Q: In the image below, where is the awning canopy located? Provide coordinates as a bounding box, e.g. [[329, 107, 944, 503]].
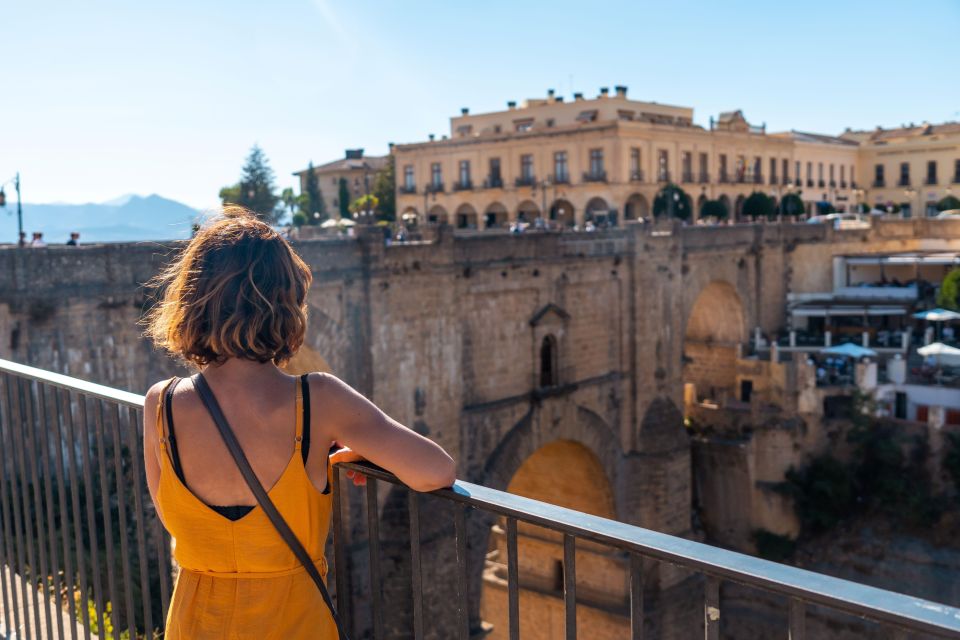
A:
[[913, 308, 960, 322], [790, 304, 908, 317], [843, 252, 960, 266], [917, 342, 960, 366]]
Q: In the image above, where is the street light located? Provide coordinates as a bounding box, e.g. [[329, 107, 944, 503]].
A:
[[0, 173, 24, 247]]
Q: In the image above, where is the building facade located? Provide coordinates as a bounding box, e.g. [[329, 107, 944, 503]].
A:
[[393, 87, 863, 229], [842, 122, 960, 217], [294, 149, 388, 217]]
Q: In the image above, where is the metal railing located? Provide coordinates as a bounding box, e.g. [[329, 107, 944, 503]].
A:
[[0, 358, 169, 640], [2, 359, 960, 639]]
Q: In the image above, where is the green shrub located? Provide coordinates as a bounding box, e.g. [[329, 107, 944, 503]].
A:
[[752, 529, 797, 562]]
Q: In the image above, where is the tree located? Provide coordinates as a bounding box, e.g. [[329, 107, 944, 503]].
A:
[[937, 195, 960, 211], [291, 212, 308, 228], [816, 201, 836, 216], [338, 178, 351, 218], [652, 183, 692, 220], [700, 199, 728, 220], [300, 162, 327, 224], [938, 268, 960, 310], [371, 156, 396, 222], [350, 194, 379, 215], [780, 193, 806, 217], [219, 145, 281, 223], [280, 188, 299, 221], [742, 191, 776, 219]]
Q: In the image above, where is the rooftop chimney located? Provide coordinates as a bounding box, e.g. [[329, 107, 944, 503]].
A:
[[461, 107, 469, 115], [599, 87, 609, 97], [573, 92, 584, 101], [388, 142, 395, 150], [345, 148, 364, 159], [554, 96, 564, 103], [614, 85, 627, 97], [507, 100, 517, 110], [428, 134, 435, 141], [547, 88, 555, 98]]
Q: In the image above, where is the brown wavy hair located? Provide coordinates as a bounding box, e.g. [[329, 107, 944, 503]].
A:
[[142, 206, 312, 367]]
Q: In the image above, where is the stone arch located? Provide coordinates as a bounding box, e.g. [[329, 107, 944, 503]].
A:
[[624, 193, 649, 221], [516, 200, 540, 222], [484, 202, 509, 229], [456, 203, 478, 229], [683, 280, 746, 403], [427, 204, 448, 224], [549, 199, 575, 227], [584, 197, 610, 225], [400, 206, 419, 225]]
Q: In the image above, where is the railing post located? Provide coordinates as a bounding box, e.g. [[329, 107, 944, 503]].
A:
[[629, 552, 644, 640], [506, 518, 520, 640], [331, 463, 353, 637], [788, 598, 805, 639], [365, 477, 384, 639], [563, 534, 577, 639], [408, 491, 424, 640], [454, 504, 470, 640], [704, 576, 720, 640]]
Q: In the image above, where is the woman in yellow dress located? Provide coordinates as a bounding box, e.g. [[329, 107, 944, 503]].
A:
[[141, 207, 456, 639]]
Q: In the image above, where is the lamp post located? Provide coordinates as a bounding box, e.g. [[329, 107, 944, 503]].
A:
[[0, 173, 24, 247]]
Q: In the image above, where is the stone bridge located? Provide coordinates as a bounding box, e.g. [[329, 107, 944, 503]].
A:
[[1, 217, 957, 637]]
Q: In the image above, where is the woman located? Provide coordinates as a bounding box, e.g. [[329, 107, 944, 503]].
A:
[[142, 207, 456, 639]]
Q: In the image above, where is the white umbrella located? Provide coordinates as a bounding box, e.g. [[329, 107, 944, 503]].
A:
[[917, 342, 960, 367], [320, 219, 340, 229], [338, 218, 356, 227], [913, 308, 960, 322]]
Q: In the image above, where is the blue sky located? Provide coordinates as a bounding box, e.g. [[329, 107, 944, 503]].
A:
[[3, 0, 959, 210]]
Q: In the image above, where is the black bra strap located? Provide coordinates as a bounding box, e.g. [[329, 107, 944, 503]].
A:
[[191, 372, 350, 640], [163, 377, 185, 485], [300, 374, 310, 464]]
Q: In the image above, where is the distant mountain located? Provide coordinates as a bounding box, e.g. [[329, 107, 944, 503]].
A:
[[2, 194, 200, 243]]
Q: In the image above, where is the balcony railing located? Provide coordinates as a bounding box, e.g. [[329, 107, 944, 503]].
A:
[[582, 170, 607, 183], [926, 176, 938, 185], [453, 180, 473, 192], [898, 178, 911, 187], [754, 174, 764, 184], [426, 182, 444, 194], [3, 359, 960, 639], [698, 172, 710, 184], [840, 181, 848, 189], [769, 175, 777, 186], [954, 174, 960, 184], [781, 175, 790, 186], [630, 170, 645, 183], [829, 180, 837, 188], [680, 171, 693, 183], [818, 179, 826, 187], [807, 179, 814, 187], [399, 184, 417, 194], [718, 172, 729, 184], [515, 175, 536, 187], [873, 179, 886, 188], [483, 176, 504, 189]]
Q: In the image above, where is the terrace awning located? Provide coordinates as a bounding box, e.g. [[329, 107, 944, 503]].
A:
[[790, 304, 908, 317]]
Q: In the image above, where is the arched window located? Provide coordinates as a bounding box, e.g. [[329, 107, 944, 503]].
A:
[[540, 335, 558, 387]]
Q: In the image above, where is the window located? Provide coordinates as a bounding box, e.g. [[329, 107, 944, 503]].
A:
[[589, 149, 605, 176], [489, 158, 502, 185], [753, 156, 762, 181], [458, 160, 471, 187], [403, 165, 414, 190], [514, 119, 534, 132], [850, 165, 856, 186], [818, 162, 824, 182], [617, 110, 635, 121], [719, 154, 728, 181], [900, 162, 910, 186], [576, 110, 598, 123], [840, 165, 845, 183], [795, 161, 801, 183], [658, 149, 669, 181], [546, 118, 555, 128], [769, 158, 777, 183], [682, 152, 692, 181], [806, 162, 813, 182], [540, 335, 558, 387], [630, 148, 641, 179], [829, 164, 835, 185], [875, 164, 885, 186], [927, 160, 937, 184], [782, 158, 789, 183], [554, 151, 568, 182], [955, 159, 960, 182], [699, 153, 708, 182], [521, 154, 534, 180], [431, 162, 442, 188]]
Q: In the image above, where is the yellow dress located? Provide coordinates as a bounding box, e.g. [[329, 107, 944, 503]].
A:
[[154, 379, 337, 639]]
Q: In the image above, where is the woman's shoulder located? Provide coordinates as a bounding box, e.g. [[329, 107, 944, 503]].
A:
[[304, 372, 364, 411]]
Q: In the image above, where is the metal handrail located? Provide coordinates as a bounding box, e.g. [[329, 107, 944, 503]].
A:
[[3, 359, 960, 638], [340, 460, 960, 639]]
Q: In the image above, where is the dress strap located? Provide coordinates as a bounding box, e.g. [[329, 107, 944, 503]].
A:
[[156, 377, 180, 452], [294, 375, 304, 450]]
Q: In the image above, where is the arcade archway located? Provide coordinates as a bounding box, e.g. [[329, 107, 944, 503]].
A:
[[683, 281, 746, 403]]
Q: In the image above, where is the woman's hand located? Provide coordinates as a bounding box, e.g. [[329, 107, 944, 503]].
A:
[[329, 444, 367, 486]]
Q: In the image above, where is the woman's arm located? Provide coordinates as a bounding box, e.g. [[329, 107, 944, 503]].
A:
[[142, 380, 169, 529], [312, 373, 456, 492]]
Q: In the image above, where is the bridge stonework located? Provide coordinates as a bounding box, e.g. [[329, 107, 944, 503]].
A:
[[1, 217, 958, 638]]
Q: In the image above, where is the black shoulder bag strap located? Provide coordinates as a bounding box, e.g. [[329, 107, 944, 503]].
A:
[[191, 373, 350, 640]]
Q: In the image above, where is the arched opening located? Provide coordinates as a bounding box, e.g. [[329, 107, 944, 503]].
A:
[[456, 203, 478, 229], [623, 193, 649, 221], [696, 194, 708, 220], [683, 281, 746, 405], [484, 202, 509, 229], [427, 205, 448, 225], [516, 200, 540, 223], [734, 194, 746, 221], [482, 441, 622, 636], [584, 197, 611, 227], [539, 335, 558, 387], [549, 199, 575, 227]]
